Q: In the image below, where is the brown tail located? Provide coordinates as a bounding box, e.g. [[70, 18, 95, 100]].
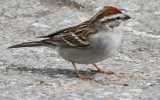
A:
[[8, 41, 56, 49]]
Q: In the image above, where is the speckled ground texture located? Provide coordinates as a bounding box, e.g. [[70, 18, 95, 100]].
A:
[[0, 0, 160, 100]]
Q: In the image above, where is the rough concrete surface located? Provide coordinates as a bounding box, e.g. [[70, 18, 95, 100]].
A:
[[0, 0, 160, 100]]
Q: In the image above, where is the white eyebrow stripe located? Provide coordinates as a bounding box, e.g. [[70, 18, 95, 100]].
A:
[[100, 13, 124, 22]]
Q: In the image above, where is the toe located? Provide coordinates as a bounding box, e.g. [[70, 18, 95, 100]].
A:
[[104, 71, 114, 75]]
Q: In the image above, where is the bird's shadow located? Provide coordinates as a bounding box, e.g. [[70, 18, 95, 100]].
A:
[[7, 66, 96, 78]]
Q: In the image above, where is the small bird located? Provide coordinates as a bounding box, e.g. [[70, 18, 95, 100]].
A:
[[8, 6, 130, 79]]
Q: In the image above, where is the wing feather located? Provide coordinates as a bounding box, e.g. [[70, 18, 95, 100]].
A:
[[37, 21, 98, 47]]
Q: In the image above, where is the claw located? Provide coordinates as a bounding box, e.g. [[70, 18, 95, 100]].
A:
[[88, 68, 114, 74]]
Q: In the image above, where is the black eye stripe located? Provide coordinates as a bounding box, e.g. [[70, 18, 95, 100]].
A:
[[116, 17, 120, 20]]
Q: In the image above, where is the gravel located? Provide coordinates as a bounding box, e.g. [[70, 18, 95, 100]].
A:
[[0, 0, 160, 100]]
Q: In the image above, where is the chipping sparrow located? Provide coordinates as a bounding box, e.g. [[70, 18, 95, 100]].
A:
[[8, 6, 130, 79]]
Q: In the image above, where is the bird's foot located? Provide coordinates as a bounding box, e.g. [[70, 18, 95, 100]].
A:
[[72, 74, 93, 80], [88, 68, 114, 75]]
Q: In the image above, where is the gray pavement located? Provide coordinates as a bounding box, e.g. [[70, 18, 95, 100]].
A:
[[0, 0, 160, 100]]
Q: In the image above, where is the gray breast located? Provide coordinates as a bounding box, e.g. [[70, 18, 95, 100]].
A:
[[57, 32, 120, 64]]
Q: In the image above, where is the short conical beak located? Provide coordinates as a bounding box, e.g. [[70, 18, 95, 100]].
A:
[[123, 15, 131, 21]]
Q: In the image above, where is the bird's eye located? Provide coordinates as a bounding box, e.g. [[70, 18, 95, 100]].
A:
[[116, 17, 120, 20]]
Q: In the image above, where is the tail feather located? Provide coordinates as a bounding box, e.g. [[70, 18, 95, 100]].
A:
[[8, 41, 55, 49]]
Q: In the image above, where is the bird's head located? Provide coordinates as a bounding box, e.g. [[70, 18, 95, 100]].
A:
[[90, 6, 130, 28]]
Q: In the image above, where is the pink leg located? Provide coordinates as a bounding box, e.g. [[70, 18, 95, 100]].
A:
[[88, 64, 114, 75], [72, 62, 93, 80]]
